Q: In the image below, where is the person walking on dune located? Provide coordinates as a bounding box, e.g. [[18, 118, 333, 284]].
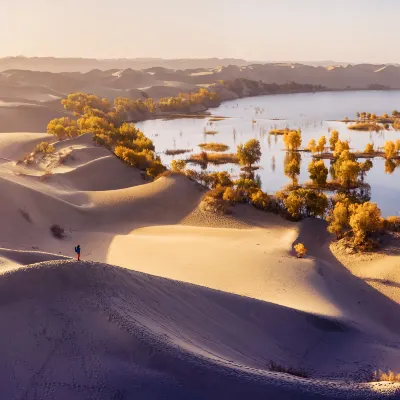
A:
[[75, 245, 81, 261]]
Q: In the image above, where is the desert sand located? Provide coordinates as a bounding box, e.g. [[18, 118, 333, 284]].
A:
[[0, 132, 399, 399]]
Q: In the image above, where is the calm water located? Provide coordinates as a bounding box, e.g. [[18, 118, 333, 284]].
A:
[[136, 91, 400, 216]]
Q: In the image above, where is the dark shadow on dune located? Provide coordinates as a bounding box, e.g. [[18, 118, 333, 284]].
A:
[[294, 218, 400, 337]]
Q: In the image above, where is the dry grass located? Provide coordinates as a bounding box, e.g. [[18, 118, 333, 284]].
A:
[[268, 362, 309, 379], [374, 370, 400, 382], [188, 152, 238, 165], [198, 143, 229, 152], [165, 149, 192, 156], [204, 130, 218, 135], [348, 123, 383, 131], [209, 116, 226, 122]]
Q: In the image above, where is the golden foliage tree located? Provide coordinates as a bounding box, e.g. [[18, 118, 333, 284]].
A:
[[329, 130, 339, 151], [316, 135, 327, 154], [348, 202, 383, 245], [171, 159, 186, 172], [364, 143, 374, 154], [333, 140, 350, 158], [308, 160, 328, 185], [327, 202, 350, 239], [384, 141, 396, 159], [283, 130, 302, 151], [336, 160, 360, 189], [237, 139, 262, 169], [47, 117, 79, 140], [308, 139, 317, 153], [284, 154, 300, 185]]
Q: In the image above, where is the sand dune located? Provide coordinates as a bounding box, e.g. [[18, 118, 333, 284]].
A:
[[0, 260, 398, 399], [1, 131, 400, 398]]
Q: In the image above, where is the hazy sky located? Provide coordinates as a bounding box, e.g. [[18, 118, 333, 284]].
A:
[[1, 0, 399, 63]]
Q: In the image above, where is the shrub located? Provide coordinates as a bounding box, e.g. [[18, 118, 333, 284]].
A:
[[34, 141, 55, 154], [223, 187, 243, 204], [201, 187, 230, 214], [171, 159, 186, 172], [50, 224, 65, 239], [208, 171, 233, 188], [251, 190, 270, 210], [294, 243, 307, 258]]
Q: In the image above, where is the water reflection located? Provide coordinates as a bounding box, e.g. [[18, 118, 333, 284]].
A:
[[137, 91, 400, 216]]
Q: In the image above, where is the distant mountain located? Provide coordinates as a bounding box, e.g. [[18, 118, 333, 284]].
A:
[[0, 57, 250, 73]]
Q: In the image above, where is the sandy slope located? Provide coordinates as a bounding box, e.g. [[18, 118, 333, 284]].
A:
[[0, 132, 400, 398], [0, 260, 398, 400]]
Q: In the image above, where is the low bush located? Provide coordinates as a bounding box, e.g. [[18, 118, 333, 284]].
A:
[[201, 187, 230, 214], [294, 243, 307, 258], [34, 141, 55, 154], [50, 224, 65, 239]]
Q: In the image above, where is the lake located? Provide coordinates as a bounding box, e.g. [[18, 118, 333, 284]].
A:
[[136, 91, 400, 217]]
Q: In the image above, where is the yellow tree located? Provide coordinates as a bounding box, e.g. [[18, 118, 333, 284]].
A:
[[333, 140, 350, 158], [336, 160, 360, 189], [384, 141, 396, 159], [316, 136, 327, 154], [327, 202, 349, 239], [329, 130, 339, 151], [308, 139, 317, 153], [283, 130, 302, 151], [364, 143, 374, 154], [47, 117, 79, 140], [171, 159, 186, 172], [308, 160, 328, 185], [237, 139, 262, 169], [284, 157, 300, 185], [349, 202, 383, 245]]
